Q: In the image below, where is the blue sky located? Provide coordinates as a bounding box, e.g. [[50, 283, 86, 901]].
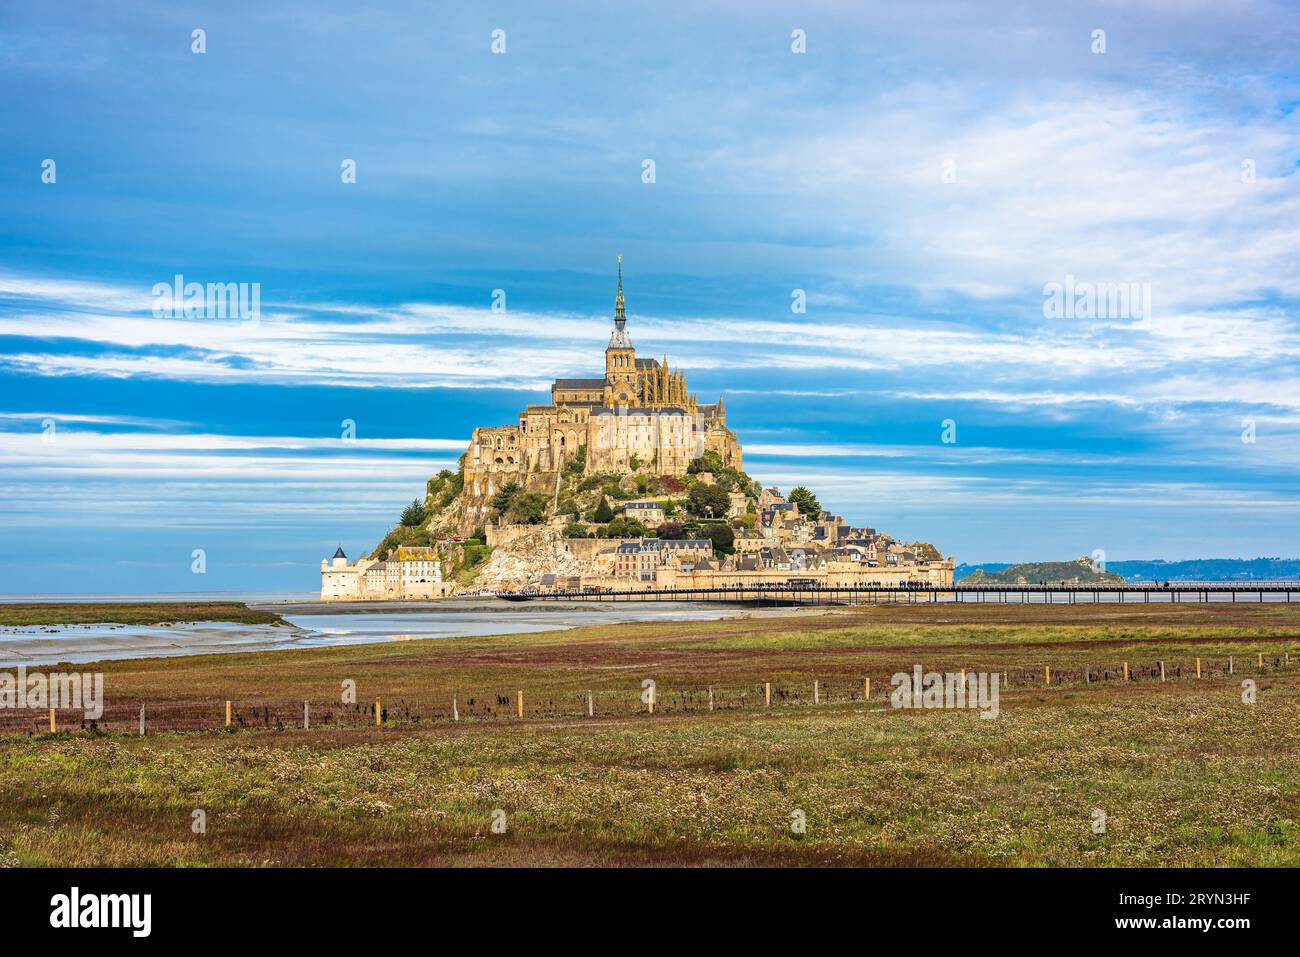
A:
[[2, 0, 1298, 593]]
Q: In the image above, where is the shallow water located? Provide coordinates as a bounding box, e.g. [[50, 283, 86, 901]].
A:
[[0, 605, 740, 667], [284, 606, 739, 644]]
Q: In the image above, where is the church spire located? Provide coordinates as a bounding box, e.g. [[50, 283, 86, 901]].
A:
[[614, 254, 626, 329], [607, 255, 633, 350]]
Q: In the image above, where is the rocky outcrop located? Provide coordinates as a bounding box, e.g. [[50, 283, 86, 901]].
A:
[[472, 525, 584, 590]]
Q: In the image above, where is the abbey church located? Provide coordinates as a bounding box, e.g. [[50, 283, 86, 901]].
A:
[[463, 258, 743, 502], [323, 258, 956, 598]]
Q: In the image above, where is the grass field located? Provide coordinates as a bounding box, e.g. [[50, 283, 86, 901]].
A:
[[1, 602, 1298, 866], [0, 602, 287, 627]]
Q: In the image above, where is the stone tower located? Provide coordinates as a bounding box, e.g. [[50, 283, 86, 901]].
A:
[[604, 255, 638, 407]]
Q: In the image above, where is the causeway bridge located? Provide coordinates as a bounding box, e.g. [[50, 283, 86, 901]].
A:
[[500, 582, 1300, 605]]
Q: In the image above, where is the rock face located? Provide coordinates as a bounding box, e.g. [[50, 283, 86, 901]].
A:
[[472, 525, 583, 590]]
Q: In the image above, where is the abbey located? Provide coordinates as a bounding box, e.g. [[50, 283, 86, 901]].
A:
[[463, 258, 741, 502], [321, 260, 956, 600]]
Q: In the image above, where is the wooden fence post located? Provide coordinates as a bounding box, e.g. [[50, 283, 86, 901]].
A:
[[1228, 655, 1234, 675], [1159, 661, 1166, 682], [1045, 666, 1051, 687], [648, 683, 655, 715], [864, 677, 870, 700], [587, 691, 593, 718], [138, 704, 145, 736], [1258, 653, 1264, 670], [225, 700, 231, 727], [374, 699, 381, 726], [765, 682, 771, 707], [49, 708, 55, 733], [453, 695, 460, 722], [1196, 657, 1201, 679], [1123, 661, 1129, 681], [303, 700, 309, 730], [517, 690, 523, 719], [708, 687, 714, 712], [813, 680, 819, 705]]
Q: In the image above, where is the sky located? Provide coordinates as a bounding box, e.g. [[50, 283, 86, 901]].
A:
[[1, 0, 1298, 594]]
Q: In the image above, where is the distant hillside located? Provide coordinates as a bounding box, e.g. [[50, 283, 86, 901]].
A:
[[957, 557, 1300, 583], [961, 557, 1124, 585]]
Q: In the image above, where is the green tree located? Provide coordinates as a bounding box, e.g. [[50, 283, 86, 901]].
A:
[[687, 449, 724, 475], [592, 496, 614, 523], [563, 522, 591, 538], [656, 520, 685, 540], [700, 522, 735, 557], [564, 443, 588, 478], [605, 515, 649, 539], [788, 486, 821, 518], [490, 481, 521, 513], [506, 491, 549, 525], [399, 499, 427, 527], [686, 483, 730, 518]]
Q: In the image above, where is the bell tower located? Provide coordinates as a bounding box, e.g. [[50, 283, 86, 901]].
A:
[[604, 254, 638, 406]]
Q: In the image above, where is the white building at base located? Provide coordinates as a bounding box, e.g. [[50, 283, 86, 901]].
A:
[[320, 545, 452, 601]]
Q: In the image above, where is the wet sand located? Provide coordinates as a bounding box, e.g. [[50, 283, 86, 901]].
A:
[[0, 600, 830, 668], [250, 597, 756, 616], [0, 621, 314, 667]]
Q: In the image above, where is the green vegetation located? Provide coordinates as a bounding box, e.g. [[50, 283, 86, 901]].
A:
[[0, 602, 285, 628], [399, 499, 427, 527], [1, 602, 1297, 866], [686, 449, 757, 502], [965, 557, 1126, 585], [679, 519, 734, 556], [591, 496, 614, 523], [505, 491, 549, 525], [604, 515, 649, 538], [370, 524, 436, 558], [656, 520, 685, 540], [787, 486, 820, 518], [425, 466, 464, 513], [444, 539, 492, 584], [686, 483, 730, 518], [563, 443, 587, 478], [489, 482, 521, 513]]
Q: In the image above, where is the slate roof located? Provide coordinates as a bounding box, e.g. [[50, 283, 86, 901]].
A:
[[552, 378, 605, 390], [590, 407, 689, 416]]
